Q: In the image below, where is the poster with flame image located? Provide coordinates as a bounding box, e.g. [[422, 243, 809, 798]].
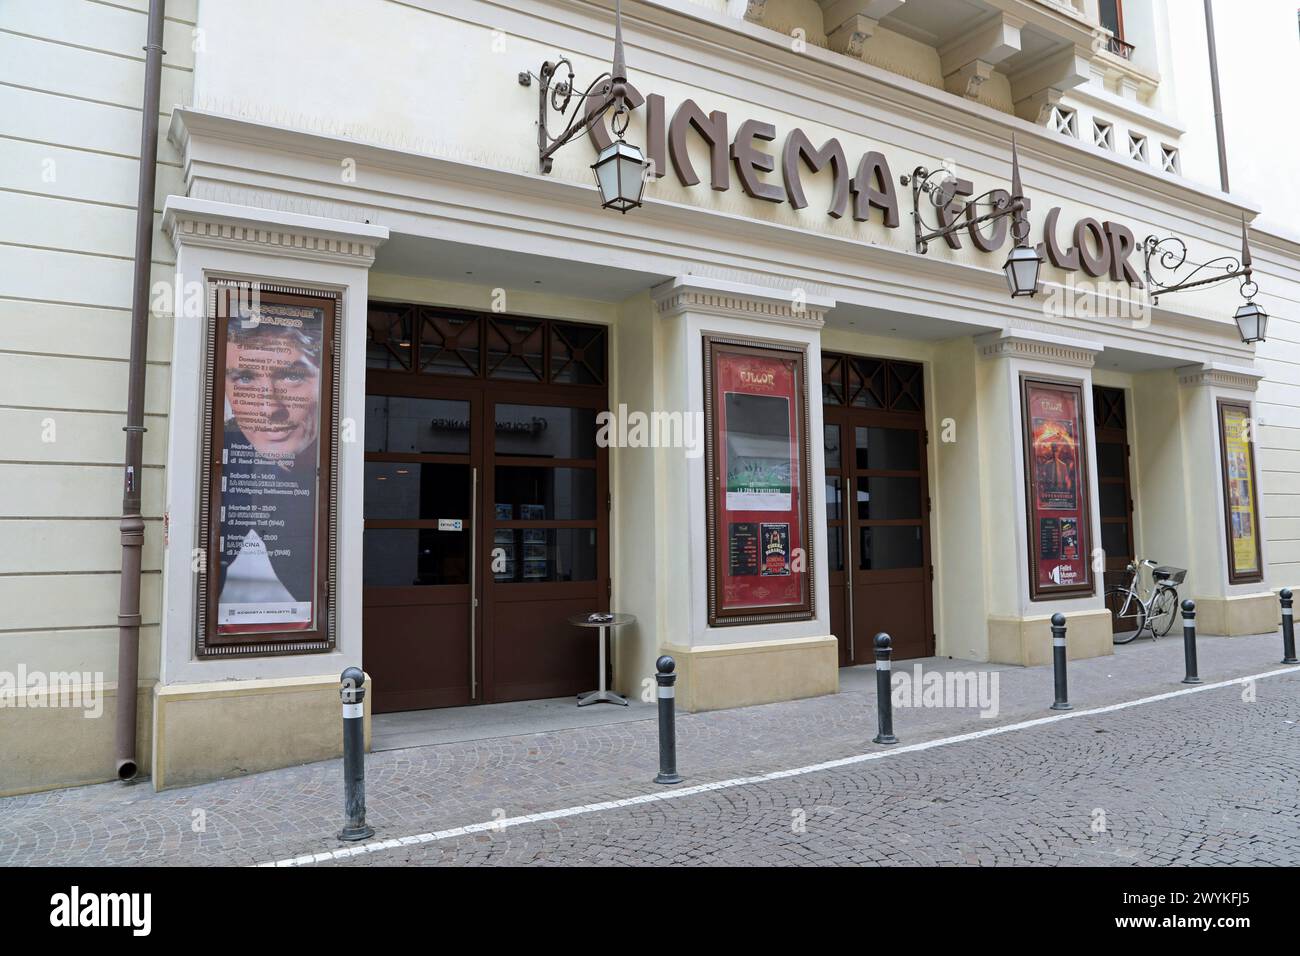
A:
[[1031, 416, 1079, 512], [1024, 381, 1092, 595]]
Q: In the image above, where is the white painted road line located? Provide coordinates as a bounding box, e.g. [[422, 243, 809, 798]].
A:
[[258, 665, 1300, 867]]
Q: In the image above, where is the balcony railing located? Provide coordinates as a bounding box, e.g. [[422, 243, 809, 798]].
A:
[[1104, 33, 1134, 60]]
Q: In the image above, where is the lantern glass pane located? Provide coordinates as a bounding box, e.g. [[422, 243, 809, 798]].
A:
[[1003, 247, 1040, 297], [1234, 303, 1267, 343]]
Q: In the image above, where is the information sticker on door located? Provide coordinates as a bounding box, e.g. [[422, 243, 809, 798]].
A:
[[437, 518, 463, 532]]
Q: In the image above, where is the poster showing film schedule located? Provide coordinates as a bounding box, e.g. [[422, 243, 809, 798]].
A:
[[706, 338, 812, 624]]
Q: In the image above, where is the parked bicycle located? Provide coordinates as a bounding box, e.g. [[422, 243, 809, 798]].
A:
[[1107, 559, 1186, 644]]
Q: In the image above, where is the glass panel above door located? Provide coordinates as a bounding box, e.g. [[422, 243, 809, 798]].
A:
[[366, 304, 415, 370], [486, 317, 545, 381], [420, 311, 480, 377]]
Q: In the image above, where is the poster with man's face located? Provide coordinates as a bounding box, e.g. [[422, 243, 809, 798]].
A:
[[216, 301, 326, 633]]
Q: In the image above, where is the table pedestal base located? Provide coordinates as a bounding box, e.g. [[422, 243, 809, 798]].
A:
[[577, 689, 628, 707]]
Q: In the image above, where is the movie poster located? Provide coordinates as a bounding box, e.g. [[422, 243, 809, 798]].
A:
[[707, 339, 811, 623], [1023, 380, 1093, 597], [1219, 401, 1261, 581], [215, 299, 327, 634]]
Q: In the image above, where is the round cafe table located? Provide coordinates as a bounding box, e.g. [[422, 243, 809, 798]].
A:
[[568, 612, 636, 707]]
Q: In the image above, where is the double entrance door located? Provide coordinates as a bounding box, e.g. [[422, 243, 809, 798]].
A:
[[1093, 385, 1137, 632], [362, 326, 608, 713], [822, 354, 933, 664]]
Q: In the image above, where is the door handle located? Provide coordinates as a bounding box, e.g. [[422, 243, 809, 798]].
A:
[[470, 466, 478, 700], [842, 476, 852, 660]]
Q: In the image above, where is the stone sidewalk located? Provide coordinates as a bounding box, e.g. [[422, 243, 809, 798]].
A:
[[1, 630, 1294, 866]]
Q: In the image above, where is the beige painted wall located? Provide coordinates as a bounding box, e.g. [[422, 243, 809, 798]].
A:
[[0, 0, 195, 790]]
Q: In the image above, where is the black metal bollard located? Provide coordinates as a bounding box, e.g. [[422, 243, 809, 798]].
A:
[[1180, 600, 1202, 685], [872, 633, 898, 745], [654, 656, 682, 785], [1281, 589, 1298, 665], [338, 667, 375, 841], [1050, 612, 1072, 711]]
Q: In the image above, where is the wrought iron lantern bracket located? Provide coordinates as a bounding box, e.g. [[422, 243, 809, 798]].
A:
[[521, 60, 622, 175], [899, 135, 1032, 256], [518, 0, 636, 177], [900, 167, 1028, 254], [1142, 217, 1259, 306]]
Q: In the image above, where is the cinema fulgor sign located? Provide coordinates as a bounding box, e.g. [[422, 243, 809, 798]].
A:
[[588, 89, 1147, 287]]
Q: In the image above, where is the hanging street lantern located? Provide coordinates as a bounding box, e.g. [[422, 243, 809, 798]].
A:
[[1003, 243, 1044, 298], [1232, 299, 1269, 344], [592, 139, 648, 213], [1143, 217, 1272, 344], [520, 0, 648, 212]]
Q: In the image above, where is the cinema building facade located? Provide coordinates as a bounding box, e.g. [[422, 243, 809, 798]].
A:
[[4, 0, 1299, 793]]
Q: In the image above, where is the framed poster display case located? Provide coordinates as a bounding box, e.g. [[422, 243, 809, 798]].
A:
[[703, 336, 814, 626], [196, 280, 341, 658], [1021, 377, 1095, 600], [1216, 399, 1264, 585]]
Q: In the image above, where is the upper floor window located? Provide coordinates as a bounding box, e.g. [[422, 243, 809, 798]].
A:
[[1100, 0, 1134, 58]]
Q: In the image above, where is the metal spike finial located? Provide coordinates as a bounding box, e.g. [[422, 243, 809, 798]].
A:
[[612, 0, 627, 83], [1010, 133, 1023, 200], [1240, 215, 1252, 272]]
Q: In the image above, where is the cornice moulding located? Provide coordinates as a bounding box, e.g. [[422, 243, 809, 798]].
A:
[[975, 327, 1103, 366], [652, 275, 830, 328], [1176, 362, 1263, 392], [162, 196, 388, 266]]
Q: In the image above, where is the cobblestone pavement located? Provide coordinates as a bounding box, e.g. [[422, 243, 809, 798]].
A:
[[325, 674, 1300, 866], [2, 632, 1297, 866]]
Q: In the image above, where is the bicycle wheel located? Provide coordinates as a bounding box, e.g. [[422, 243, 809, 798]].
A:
[[1106, 587, 1144, 644], [1148, 587, 1178, 637]]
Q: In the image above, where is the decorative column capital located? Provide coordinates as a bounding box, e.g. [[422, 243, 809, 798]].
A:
[[976, 328, 1102, 368], [1177, 361, 1263, 393], [651, 276, 834, 329], [162, 197, 388, 267]]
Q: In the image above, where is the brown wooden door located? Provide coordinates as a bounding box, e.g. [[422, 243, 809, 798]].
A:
[[822, 354, 933, 664], [362, 381, 482, 711], [1093, 386, 1136, 633], [847, 414, 933, 661], [362, 305, 610, 712], [823, 411, 852, 665], [481, 392, 608, 703]]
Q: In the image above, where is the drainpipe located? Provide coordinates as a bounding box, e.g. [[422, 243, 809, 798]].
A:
[[1203, 0, 1230, 193], [115, 0, 166, 782]]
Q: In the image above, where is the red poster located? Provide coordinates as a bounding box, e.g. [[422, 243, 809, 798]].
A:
[[1023, 380, 1093, 598], [707, 340, 811, 623]]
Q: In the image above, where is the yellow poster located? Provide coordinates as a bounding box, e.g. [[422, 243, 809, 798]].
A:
[[1220, 404, 1259, 577]]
